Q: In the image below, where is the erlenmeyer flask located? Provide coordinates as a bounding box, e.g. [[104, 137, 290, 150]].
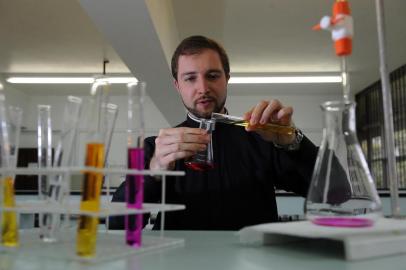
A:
[[305, 100, 382, 227]]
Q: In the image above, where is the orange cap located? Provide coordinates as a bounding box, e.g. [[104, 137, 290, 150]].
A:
[[335, 38, 352, 56], [333, 0, 351, 17], [333, 0, 352, 56]]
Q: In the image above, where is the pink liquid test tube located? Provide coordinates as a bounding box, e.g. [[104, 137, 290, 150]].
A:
[[125, 81, 146, 247], [125, 147, 144, 246]]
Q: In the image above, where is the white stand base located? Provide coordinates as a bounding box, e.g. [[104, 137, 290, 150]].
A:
[[239, 218, 406, 261], [1, 229, 184, 263]]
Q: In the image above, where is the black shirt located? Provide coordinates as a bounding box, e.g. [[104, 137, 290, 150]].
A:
[[110, 114, 318, 230]]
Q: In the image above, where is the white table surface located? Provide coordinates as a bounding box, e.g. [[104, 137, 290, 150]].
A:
[[2, 230, 406, 270]]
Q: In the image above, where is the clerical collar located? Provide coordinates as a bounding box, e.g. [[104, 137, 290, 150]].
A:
[[187, 108, 228, 124]]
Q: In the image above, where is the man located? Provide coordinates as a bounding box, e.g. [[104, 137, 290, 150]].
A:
[[110, 35, 318, 230]]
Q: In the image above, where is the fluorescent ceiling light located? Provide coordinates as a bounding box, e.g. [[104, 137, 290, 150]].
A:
[[6, 77, 138, 84], [6, 76, 340, 84], [100, 77, 138, 84], [228, 76, 342, 84]]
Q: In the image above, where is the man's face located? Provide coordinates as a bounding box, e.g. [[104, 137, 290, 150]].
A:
[[174, 49, 228, 119]]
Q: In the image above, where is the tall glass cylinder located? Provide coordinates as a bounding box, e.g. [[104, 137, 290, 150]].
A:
[[305, 101, 382, 227], [125, 81, 146, 247]]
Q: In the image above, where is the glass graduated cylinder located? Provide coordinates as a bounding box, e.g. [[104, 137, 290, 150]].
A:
[[305, 101, 382, 227], [76, 142, 105, 258]]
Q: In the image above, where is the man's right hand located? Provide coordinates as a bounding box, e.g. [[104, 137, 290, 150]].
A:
[[149, 127, 210, 170]]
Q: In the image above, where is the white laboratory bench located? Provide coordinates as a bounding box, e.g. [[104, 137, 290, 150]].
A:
[[2, 230, 406, 270]]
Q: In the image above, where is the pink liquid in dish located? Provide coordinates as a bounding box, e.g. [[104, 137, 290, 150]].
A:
[[312, 217, 374, 228]]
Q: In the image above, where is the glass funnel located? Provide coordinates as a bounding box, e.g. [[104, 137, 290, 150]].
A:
[[305, 100, 382, 227]]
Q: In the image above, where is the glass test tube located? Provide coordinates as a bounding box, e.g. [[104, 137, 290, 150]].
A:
[[211, 113, 295, 135], [37, 105, 52, 239], [43, 96, 82, 242], [101, 103, 118, 232], [0, 100, 23, 247], [125, 82, 146, 247], [76, 79, 114, 258], [104, 103, 118, 167]]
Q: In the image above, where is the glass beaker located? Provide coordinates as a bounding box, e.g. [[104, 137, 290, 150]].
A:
[[184, 119, 215, 171], [305, 100, 382, 227]]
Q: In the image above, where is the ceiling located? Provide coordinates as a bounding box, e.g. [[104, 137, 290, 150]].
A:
[[0, 0, 405, 124]]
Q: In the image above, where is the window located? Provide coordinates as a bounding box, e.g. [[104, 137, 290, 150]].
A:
[[356, 64, 406, 190]]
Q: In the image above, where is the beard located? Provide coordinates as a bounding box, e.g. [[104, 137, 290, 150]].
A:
[[184, 95, 226, 119]]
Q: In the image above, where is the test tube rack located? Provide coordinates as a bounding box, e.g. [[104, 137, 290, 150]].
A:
[[0, 166, 185, 262]]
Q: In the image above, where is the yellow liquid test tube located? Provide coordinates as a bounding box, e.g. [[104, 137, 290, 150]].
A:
[[76, 142, 105, 258], [211, 113, 295, 135], [1, 176, 19, 247], [232, 121, 294, 135]]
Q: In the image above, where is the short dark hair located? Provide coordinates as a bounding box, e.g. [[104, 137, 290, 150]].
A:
[[171, 35, 230, 80]]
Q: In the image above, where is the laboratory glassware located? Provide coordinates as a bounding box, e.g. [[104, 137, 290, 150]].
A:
[[0, 100, 23, 247], [42, 96, 82, 242], [305, 100, 382, 227], [76, 78, 115, 258], [125, 81, 146, 247], [104, 103, 118, 167], [37, 105, 52, 239], [211, 113, 294, 135], [184, 119, 215, 171]]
